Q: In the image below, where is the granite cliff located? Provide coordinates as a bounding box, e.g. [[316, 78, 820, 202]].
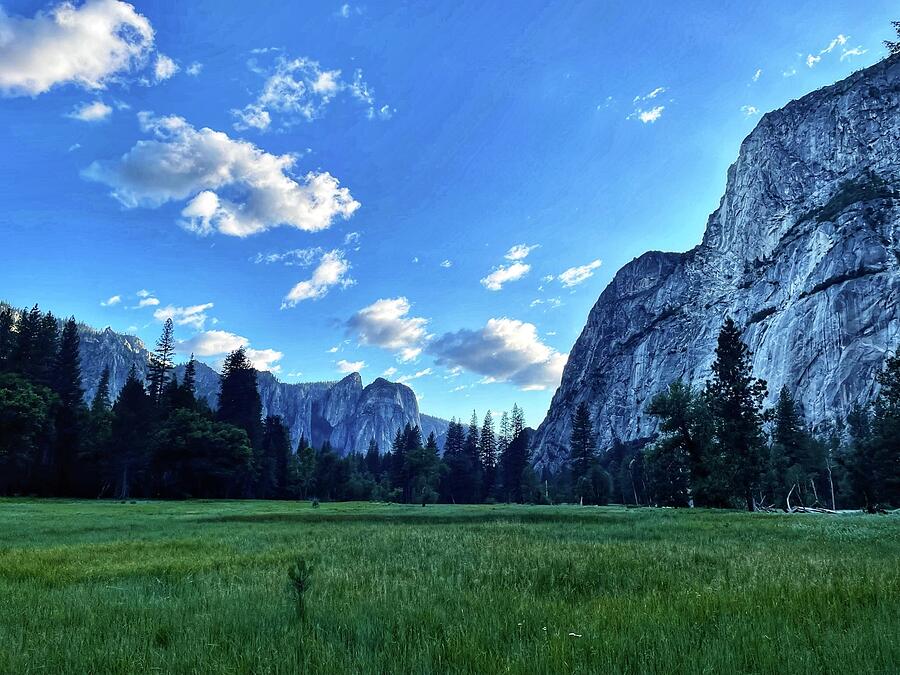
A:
[[533, 56, 900, 469], [75, 324, 447, 455]]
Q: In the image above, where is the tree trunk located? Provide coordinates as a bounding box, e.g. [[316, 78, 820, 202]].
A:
[[826, 461, 836, 511]]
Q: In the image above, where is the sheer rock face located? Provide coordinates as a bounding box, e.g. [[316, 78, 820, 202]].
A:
[[76, 327, 447, 456], [532, 56, 900, 471]]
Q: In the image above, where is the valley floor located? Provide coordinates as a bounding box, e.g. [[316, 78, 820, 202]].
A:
[[0, 500, 897, 674]]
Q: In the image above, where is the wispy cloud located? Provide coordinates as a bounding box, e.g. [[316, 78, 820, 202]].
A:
[[100, 295, 121, 307], [481, 262, 530, 291], [282, 250, 354, 307], [558, 259, 602, 287], [232, 53, 392, 131], [505, 243, 540, 261], [840, 46, 867, 61], [628, 87, 667, 124]]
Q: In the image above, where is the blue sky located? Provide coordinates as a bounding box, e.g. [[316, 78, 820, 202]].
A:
[[0, 0, 893, 426]]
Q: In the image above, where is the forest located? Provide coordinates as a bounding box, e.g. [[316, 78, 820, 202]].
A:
[[0, 304, 897, 511]]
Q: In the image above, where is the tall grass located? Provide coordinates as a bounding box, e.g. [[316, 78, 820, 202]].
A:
[[0, 499, 896, 673]]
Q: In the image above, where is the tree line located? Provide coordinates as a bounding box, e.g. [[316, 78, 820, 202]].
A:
[[1, 305, 896, 509], [570, 318, 899, 512], [0, 304, 549, 503]]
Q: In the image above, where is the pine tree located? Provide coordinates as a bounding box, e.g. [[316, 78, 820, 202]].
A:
[[147, 319, 175, 404], [293, 436, 316, 499], [497, 411, 511, 458], [91, 367, 112, 415], [846, 354, 900, 510], [464, 411, 483, 501], [768, 386, 817, 508], [499, 405, 532, 503], [0, 307, 14, 371], [511, 404, 525, 438], [645, 380, 720, 506], [83, 366, 114, 497], [365, 438, 381, 476], [479, 410, 497, 496], [705, 318, 768, 511], [569, 401, 609, 504], [885, 20, 900, 55], [217, 347, 263, 451], [569, 402, 596, 480], [174, 355, 198, 411], [407, 430, 441, 504], [52, 317, 84, 494], [110, 366, 153, 498], [260, 416, 292, 498]]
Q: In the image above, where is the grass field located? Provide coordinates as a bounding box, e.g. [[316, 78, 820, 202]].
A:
[[0, 500, 897, 674]]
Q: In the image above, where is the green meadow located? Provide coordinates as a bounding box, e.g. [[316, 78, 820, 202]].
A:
[[0, 500, 897, 674]]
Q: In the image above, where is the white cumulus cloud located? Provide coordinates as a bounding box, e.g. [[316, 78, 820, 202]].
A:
[[282, 250, 353, 307], [153, 302, 214, 330], [0, 0, 154, 97], [429, 318, 567, 391], [154, 54, 179, 81], [337, 358, 365, 373], [100, 294, 121, 306], [67, 100, 113, 122], [176, 329, 283, 372], [347, 297, 429, 362], [84, 112, 360, 237]]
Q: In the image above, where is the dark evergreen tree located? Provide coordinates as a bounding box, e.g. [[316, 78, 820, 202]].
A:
[[569, 402, 596, 481], [364, 438, 381, 476], [147, 318, 175, 404], [91, 367, 112, 415], [259, 415, 292, 498], [511, 403, 525, 438], [217, 347, 263, 450], [705, 317, 768, 511], [885, 20, 900, 55], [52, 317, 84, 494], [407, 431, 441, 504], [440, 419, 470, 502], [569, 402, 609, 505], [464, 411, 483, 501], [479, 410, 496, 496], [845, 355, 900, 510], [110, 366, 153, 498], [82, 366, 113, 497], [292, 436, 317, 499], [0, 307, 14, 371], [645, 380, 709, 506]]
